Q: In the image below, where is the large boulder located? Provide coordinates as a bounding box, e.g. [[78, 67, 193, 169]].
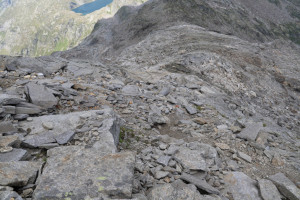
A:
[[33, 145, 136, 199]]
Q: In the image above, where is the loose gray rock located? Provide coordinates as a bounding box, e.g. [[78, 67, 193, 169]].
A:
[[155, 171, 169, 179], [174, 144, 217, 171], [22, 132, 56, 148], [0, 94, 25, 105], [180, 173, 220, 195], [147, 179, 218, 200], [156, 155, 171, 166], [25, 82, 58, 109], [2, 106, 16, 114], [224, 172, 262, 200], [149, 113, 169, 125], [0, 121, 17, 134], [269, 173, 300, 200], [54, 130, 75, 145], [0, 161, 42, 187], [0, 191, 23, 200], [237, 122, 263, 141], [258, 179, 281, 200], [14, 114, 29, 120], [0, 148, 27, 162], [121, 85, 140, 96], [184, 104, 197, 115], [15, 103, 42, 115], [159, 87, 171, 96], [33, 146, 135, 199], [0, 135, 20, 147], [237, 151, 252, 163]]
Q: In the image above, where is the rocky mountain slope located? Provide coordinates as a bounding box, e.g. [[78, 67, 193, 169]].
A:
[[0, 0, 146, 56], [0, 0, 300, 199]]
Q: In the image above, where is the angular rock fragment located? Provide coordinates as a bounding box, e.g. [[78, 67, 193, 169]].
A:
[[0, 161, 42, 187], [149, 113, 169, 125], [0, 148, 27, 162], [237, 122, 263, 141], [2, 106, 16, 114], [25, 82, 58, 109], [22, 132, 56, 148], [180, 173, 220, 195], [224, 172, 262, 200], [122, 85, 140, 96], [0, 94, 25, 105], [269, 173, 300, 200], [237, 151, 252, 163], [155, 171, 169, 179], [15, 102, 43, 115], [147, 179, 219, 200], [33, 146, 135, 199], [0, 121, 17, 134], [156, 155, 171, 166], [258, 179, 281, 200], [0, 135, 20, 147], [184, 104, 197, 115], [54, 130, 75, 145], [174, 143, 217, 171], [14, 114, 29, 120], [159, 87, 171, 96]]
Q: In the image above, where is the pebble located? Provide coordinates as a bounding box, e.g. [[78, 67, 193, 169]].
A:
[[42, 122, 54, 130]]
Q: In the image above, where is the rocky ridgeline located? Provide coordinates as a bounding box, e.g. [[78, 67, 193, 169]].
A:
[[1, 0, 300, 199]]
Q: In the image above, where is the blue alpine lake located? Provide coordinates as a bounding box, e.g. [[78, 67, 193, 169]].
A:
[[72, 0, 113, 15]]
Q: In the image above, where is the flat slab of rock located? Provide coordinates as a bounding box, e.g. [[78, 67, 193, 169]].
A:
[[237, 122, 263, 141], [224, 172, 262, 200], [121, 85, 140, 96], [184, 104, 197, 115], [15, 102, 43, 115], [33, 146, 135, 200], [20, 109, 111, 136], [269, 173, 300, 200], [174, 143, 217, 171], [0, 94, 25, 105], [54, 130, 75, 145], [180, 173, 220, 195], [0, 161, 42, 187], [147, 179, 219, 200], [258, 179, 281, 200], [22, 132, 56, 148], [25, 82, 58, 109], [0, 148, 27, 162]]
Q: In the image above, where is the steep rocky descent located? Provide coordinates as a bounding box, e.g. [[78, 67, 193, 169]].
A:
[[0, 0, 146, 56], [0, 0, 300, 199]]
